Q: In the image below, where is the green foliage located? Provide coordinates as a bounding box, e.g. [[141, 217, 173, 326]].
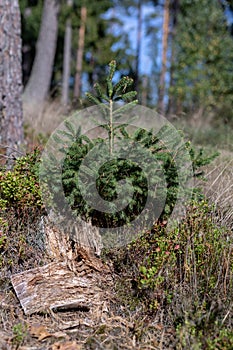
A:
[[42, 61, 218, 229], [171, 0, 233, 118], [61, 127, 165, 227], [134, 200, 232, 296], [0, 150, 46, 275], [12, 322, 28, 347], [0, 149, 42, 211], [86, 60, 137, 104], [205, 328, 233, 350], [19, 0, 43, 42], [111, 199, 233, 347], [176, 322, 233, 350]]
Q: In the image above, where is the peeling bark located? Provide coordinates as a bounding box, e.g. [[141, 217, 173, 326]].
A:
[[11, 256, 111, 315]]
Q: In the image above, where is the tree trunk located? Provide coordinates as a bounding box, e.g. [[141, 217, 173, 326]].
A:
[[135, 0, 142, 96], [141, 75, 149, 106], [74, 6, 87, 100], [157, 0, 170, 115], [23, 0, 60, 106], [0, 0, 24, 162], [61, 0, 73, 105], [167, 0, 179, 118]]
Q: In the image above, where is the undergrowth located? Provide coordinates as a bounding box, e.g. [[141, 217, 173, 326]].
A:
[[107, 200, 233, 349], [0, 149, 46, 279]]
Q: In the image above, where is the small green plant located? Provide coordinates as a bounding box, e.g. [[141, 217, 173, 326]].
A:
[[86, 60, 138, 155], [176, 322, 233, 349], [12, 322, 28, 347], [206, 327, 233, 349], [43, 61, 217, 230]]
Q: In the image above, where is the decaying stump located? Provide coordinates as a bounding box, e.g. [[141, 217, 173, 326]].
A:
[[43, 216, 103, 259], [11, 217, 111, 315]]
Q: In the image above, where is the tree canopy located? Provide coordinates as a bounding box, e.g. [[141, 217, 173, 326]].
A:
[[18, 0, 233, 123]]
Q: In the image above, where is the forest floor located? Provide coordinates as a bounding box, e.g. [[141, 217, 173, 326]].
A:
[[0, 265, 177, 350], [1, 112, 232, 350]]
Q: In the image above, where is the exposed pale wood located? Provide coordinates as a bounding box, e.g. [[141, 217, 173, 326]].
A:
[[43, 216, 103, 259], [71, 220, 103, 256], [12, 216, 105, 315], [11, 254, 111, 315]]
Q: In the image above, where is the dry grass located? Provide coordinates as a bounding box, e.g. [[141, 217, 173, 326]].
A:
[[0, 291, 176, 350], [23, 100, 70, 148], [173, 116, 233, 230], [197, 150, 233, 230]]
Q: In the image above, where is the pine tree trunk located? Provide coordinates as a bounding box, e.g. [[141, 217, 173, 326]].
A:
[[74, 6, 87, 100], [61, 0, 73, 105], [157, 0, 170, 115], [167, 0, 179, 118], [141, 75, 149, 106], [0, 0, 23, 161], [23, 0, 60, 106], [135, 0, 142, 96]]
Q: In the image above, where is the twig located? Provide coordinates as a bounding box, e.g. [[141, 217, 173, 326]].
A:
[[0, 144, 25, 156]]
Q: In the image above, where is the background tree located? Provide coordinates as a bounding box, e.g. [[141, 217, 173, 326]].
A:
[[20, 0, 43, 86], [135, 0, 142, 95], [0, 0, 24, 161], [23, 0, 60, 106], [20, 0, 139, 104], [74, 4, 87, 100], [157, 0, 170, 115], [80, 0, 125, 90], [62, 0, 73, 105], [170, 0, 233, 121], [167, 0, 179, 117]]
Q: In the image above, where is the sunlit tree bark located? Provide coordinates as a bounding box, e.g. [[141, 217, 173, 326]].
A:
[[0, 0, 23, 161], [62, 0, 73, 105], [74, 6, 87, 100], [157, 0, 170, 115]]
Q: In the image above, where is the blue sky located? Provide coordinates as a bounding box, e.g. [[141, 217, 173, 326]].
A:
[[105, 3, 163, 75]]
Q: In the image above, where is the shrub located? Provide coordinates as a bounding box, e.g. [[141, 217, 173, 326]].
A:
[[0, 148, 43, 211], [0, 149, 45, 275], [111, 199, 233, 348]]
